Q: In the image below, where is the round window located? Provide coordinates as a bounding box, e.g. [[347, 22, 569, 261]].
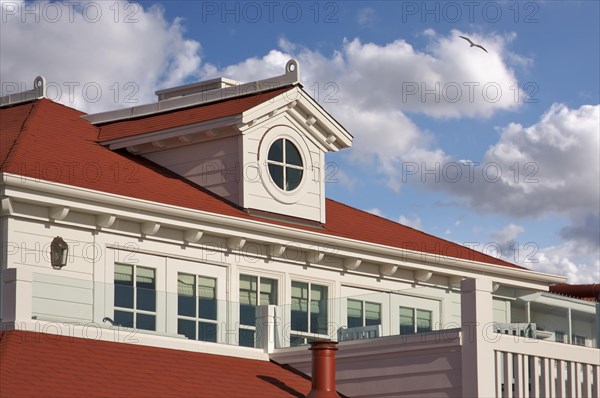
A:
[[266, 138, 304, 191]]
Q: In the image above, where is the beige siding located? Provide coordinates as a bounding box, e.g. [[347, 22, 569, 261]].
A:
[[272, 331, 463, 398], [144, 135, 242, 205]]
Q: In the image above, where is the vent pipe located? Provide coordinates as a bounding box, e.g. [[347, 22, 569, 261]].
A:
[[306, 340, 340, 398]]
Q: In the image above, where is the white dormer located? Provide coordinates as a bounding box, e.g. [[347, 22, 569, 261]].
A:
[[90, 60, 353, 223]]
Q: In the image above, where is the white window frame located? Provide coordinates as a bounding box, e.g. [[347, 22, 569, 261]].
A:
[[105, 249, 166, 333], [238, 273, 279, 347], [288, 280, 331, 346], [166, 258, 227, 343]]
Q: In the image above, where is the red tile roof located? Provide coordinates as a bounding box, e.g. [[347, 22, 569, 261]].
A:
[[0, 98, 522, 269], [0, 330, 311, 397], [98, 86, 291, 142], [549, 283, 600, 302]]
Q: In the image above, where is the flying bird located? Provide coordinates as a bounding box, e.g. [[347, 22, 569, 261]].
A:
[[459, 36, 488, 53]]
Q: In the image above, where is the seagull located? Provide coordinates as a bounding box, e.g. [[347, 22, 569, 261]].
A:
[[459, 36, 488, 53]]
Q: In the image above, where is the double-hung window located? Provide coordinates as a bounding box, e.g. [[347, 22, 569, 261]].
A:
[[239, 274, 278, 347], [290, 281, 328, 346], [347, 299, 381, 328], [177, 273, 218, 342], [399, 306, 432, 334], [114, 264, 156, 331]]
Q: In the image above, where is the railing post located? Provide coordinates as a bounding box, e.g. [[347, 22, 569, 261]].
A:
[[461, 278, 495, 397], [596, 301, 600, 348], [256, 304, 277, 353], [1, 267, 32, 323]]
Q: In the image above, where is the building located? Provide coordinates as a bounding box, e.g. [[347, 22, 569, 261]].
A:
[[1, 61, 598, 397]]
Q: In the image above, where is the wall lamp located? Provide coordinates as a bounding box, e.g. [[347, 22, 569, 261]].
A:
[[51, 236, 68, 269]]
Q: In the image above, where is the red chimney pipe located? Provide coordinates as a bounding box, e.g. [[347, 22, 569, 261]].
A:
[[306, 340, 340, 398]]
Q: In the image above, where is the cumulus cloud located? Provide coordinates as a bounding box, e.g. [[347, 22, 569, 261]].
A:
[[199, 31, 524, 190], [528, 241, 600, 284], [398, 214, 422, 230], [366, 208, 383, 217], [491, 223, 524, 246], [0, 0, 201, 112]]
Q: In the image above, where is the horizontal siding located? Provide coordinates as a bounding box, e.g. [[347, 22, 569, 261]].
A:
[[32, 273, 94, 323]]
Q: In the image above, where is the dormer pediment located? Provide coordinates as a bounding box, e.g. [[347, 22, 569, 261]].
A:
[[90, 60, 352, 223]]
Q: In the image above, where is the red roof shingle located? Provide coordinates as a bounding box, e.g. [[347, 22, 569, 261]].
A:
[[98, 87, 291, 142], [0, 97, 522, 269], [0, 330, 311, 397]]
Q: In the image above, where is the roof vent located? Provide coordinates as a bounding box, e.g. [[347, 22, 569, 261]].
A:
[[155, 77, 241, 101], [306, 340, 340, 398]]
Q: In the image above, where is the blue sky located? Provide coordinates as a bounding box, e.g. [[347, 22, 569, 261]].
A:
[[2, 0, 599, 282]]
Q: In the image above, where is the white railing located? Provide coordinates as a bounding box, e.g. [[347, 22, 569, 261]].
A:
[[493, 333, 600, 397]]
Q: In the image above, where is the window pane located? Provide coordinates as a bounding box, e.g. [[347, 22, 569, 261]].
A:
[[347, 299, 363, 328], [198, 276, 217, 320], [311, 284, 328, 335], [136, 267, 156, 312], [115, 284, 133, 309], [365, 302, 381, 326], [199, 297, 217, 320], [199, 322, 217, 342], [260, 278, 277, 305], [291, 282, 308, 332], [136, 313, 155, 331], [114, 264, 133, 309], [268, 138, 283, 162], [290, 335, 306, 347], [239, 275, 257, 305], [239, 275, 257, 326], [178, 319, 196, 340], [136, 267, 155, 286], [178, 273, 196, 317], [114, 310, 133, 328], [137, 286, 156, 312], [198, 277, 216, 299], [416, 310, 432, 333], [285, 168, 303, 191], [268, 164, 284, 189], [239, 329, 255, 348], [285, 139, 303, 166], [399, 307, 414, 334], [115, 264, 133, 282]]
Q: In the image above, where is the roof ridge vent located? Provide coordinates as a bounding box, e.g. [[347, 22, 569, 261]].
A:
[[0, 76, 46, 107], [155, 77, 241, 101], [83, 59, 301, 125]]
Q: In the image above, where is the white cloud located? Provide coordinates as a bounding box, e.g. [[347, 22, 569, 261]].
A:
[[490, 223, 525, 246], [398, 214, 422, 230], [356, 7, 376, 27], [0, 0, 201, 112], [431, 104, 600, 219], [527, 241, 600, 284], [366, 208, 383, 217]]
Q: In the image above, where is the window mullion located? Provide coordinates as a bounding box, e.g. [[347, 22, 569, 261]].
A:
[[282, 139, 287, 189]]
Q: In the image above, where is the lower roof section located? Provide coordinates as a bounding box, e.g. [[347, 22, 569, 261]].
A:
[[0, 330, 311, 397]]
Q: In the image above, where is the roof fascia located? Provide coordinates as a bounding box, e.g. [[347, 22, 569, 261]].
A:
[[240, 86, 352, 150], [2, 173, 566, 289], [102, 114, 243, 150]]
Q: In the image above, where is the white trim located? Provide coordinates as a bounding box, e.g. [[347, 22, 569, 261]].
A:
[[1, 173, 566, 288], [2, 320, 269, 361], [257, 126, 312, 204]]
